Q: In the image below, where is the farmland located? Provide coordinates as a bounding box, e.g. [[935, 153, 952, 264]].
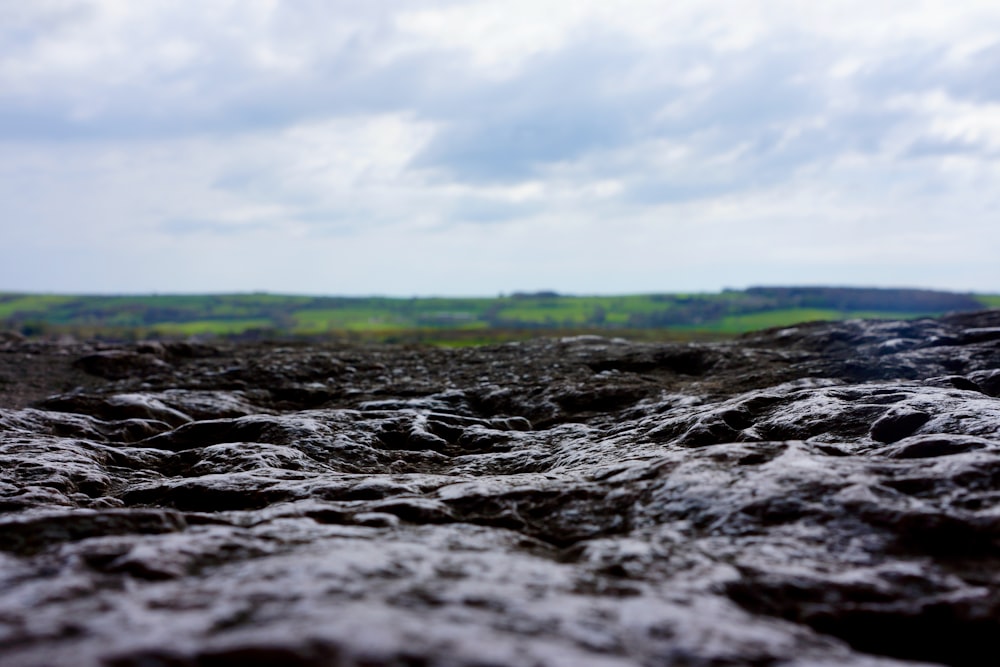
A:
[[0, 286, 995, 344]]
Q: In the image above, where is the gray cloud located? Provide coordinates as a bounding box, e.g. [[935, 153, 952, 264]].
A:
[[947, 41, 1000, 102], [447, 197, 540, 224], [853, 41, 1000, 104], [2, 2, 999, 295], [158, 218, 275, 236], [0, 4, 980, 186], [0, 0, 94, 50], [409, 39, 642, 181], [904, 135, 999, 159]]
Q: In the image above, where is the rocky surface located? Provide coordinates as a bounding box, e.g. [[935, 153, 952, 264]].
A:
[[2, 312, 1000, 666]]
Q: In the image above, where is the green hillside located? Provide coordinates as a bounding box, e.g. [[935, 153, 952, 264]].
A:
[[0, 287, 995, 344]]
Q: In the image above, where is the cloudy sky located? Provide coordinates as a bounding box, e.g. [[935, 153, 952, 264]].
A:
[[2, 1, 999, 296]]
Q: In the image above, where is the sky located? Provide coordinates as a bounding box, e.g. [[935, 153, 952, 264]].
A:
[[1, 0, 999, 296]]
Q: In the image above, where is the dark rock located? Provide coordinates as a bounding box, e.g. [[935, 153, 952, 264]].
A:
[[0, 508, 186, 555], [0, 330, 26, 344], [870, 409, 932, 443], [3, 311, 1000, 666], [37, 392, 194, 426], [73, 350, 171, 379], [967, 368, 1000, 397], [957, 327, 1000, 344], [163, 340, 222, 358], [878, 434, 992, 459], [922, 375, 984, 393]]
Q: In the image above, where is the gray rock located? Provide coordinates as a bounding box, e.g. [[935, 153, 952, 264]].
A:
[[2, 312, 1000, 665]]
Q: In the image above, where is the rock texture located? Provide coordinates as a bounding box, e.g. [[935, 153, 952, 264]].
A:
[[2, 312, 1000, 666]]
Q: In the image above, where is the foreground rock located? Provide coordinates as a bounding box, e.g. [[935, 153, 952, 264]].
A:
[[2, 312, 1000, 666]]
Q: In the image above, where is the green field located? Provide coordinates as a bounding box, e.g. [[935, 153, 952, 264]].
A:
[[1, 287, 996, 344], [711, 309, 933, 334], [978, 294, 1000, 309]]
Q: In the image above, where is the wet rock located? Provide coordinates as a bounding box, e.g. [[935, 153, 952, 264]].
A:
[[38, 392, 194, 426], [2, 312, 1000, 666], [922, 375, 984, 393], [967, 368, 1000, 397], [870, 409, 932, 443], [957, 327, 1000, 344], [877, 434, 992, 459], [163, 340, 222, 358], [0, 508, 187, 556], [0, 330, 26, 344], [73, 350, 171, 379]]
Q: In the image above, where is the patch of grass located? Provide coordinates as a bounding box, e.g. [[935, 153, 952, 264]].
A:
[[293, 308, 405, 332], [976, 294, 1000, 308], [710, 309, 935, 334], [0, 294, 76, 319], [146, 319, 275, 336], [712, 309, 845, 333]]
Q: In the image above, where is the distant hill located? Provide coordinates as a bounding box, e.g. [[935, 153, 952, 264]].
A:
[[0, 287, 996, 343], [742, 286, 985, 312]]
